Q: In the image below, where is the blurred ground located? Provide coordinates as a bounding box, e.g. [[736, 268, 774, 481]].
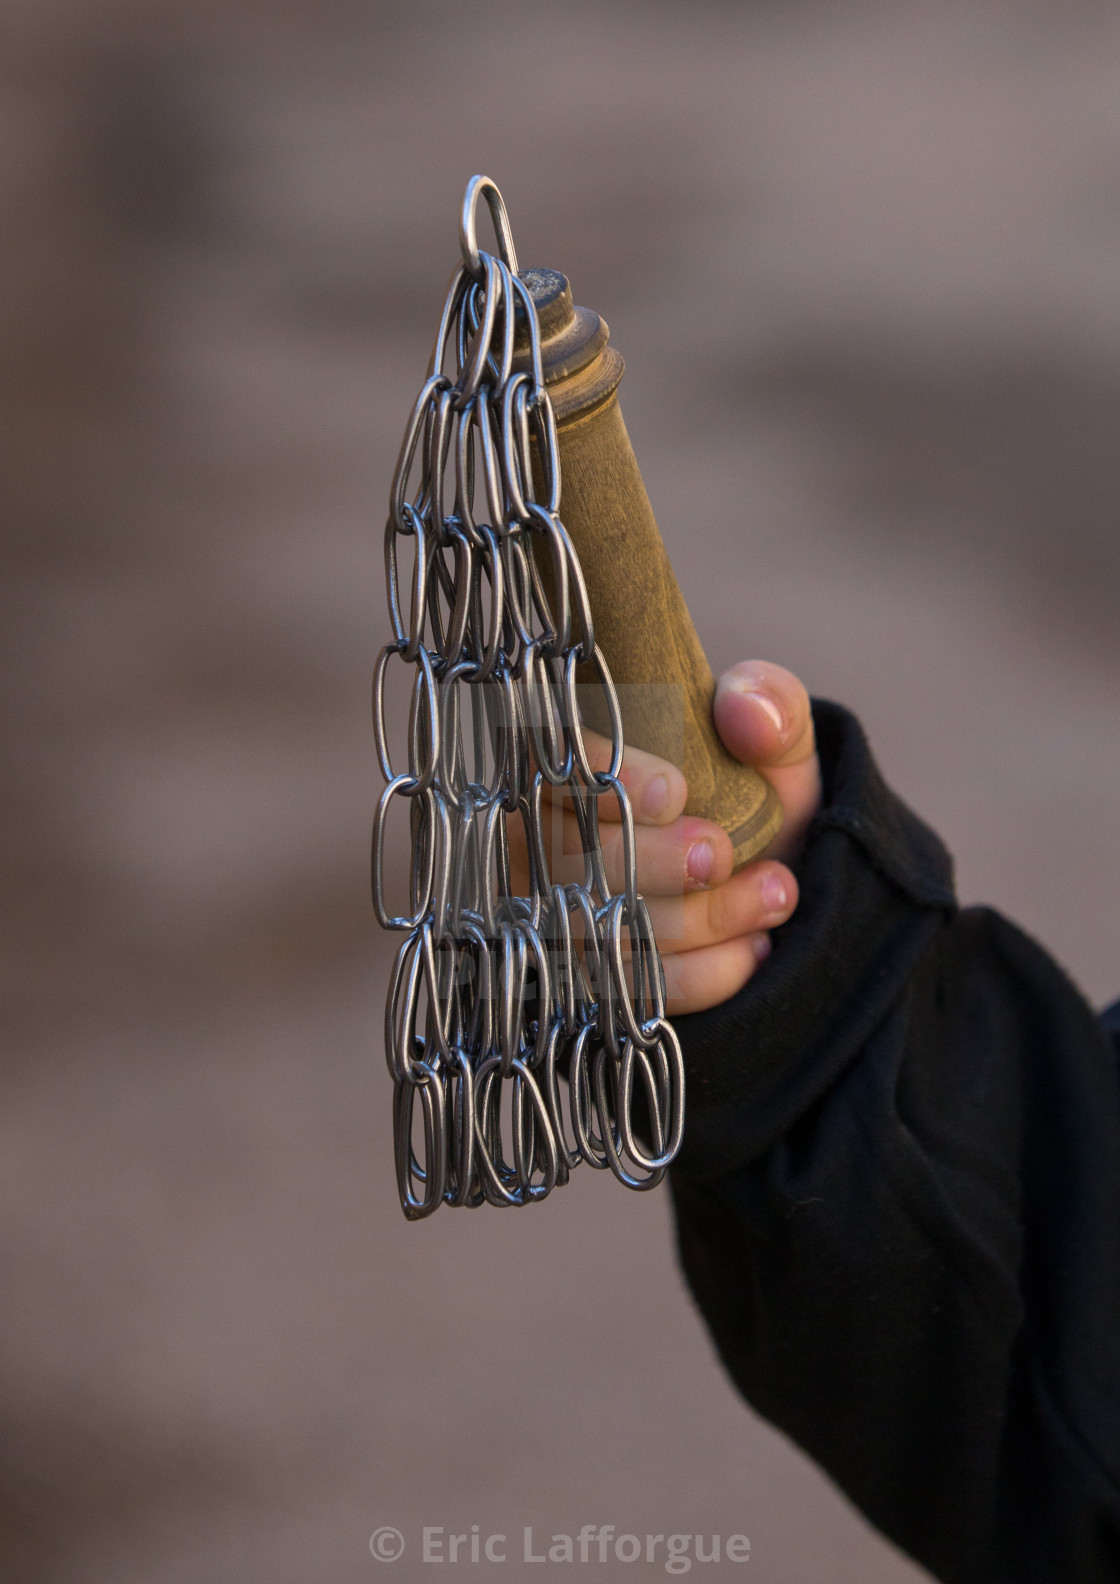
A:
[[2, 2, 1120, 1580]]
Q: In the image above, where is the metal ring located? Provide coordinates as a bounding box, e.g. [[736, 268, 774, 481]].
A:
[[616, 1023, 685, 1172], [567, 1024, 610, 1171], [372, 777, 431, 930], [459, 174, 520, 281], [384, 503, 429, 663], [592, 1043, 666, 1192], [372, 641, 440, 795], [456, 253, 501, 407], [473, 1055, 559, 1204], [565, 645, 624, 787], [393, 1064, 447, 1220]]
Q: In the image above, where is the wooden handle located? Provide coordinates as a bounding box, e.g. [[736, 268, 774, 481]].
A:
[[520, 269, 782, 868]]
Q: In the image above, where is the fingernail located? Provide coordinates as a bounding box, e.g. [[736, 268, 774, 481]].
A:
[[686, 839, 714, 885], [721, 673, 785, 736], [752, 933, 773, 964], [761, 871, 789, 915], [642, 774, 669, 820], [747, 690, 785, 735]]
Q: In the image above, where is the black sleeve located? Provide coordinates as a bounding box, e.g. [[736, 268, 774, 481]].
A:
[[670, 700, 1120, 1584]]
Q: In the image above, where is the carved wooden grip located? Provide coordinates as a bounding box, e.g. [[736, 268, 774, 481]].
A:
[[522, 269, 782, 869]]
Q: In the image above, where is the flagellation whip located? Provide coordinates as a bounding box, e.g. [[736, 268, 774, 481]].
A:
[[374, 176, 781, 1217]]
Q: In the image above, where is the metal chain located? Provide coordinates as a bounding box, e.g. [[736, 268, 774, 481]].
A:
[[374, 175, 684, 1218]]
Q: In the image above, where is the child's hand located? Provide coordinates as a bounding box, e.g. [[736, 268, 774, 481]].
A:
[[511, 660, 822, 1017]]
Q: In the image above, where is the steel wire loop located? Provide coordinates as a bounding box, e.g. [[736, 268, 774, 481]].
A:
[[375, 176, 685, 1217]]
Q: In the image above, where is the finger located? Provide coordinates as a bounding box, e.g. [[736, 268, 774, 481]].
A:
[[510, 806, 734, 896], [713, 660, 822, 862], [660, 933, 773, 1016], [713, 660, 815, 768], [537, 727, 688, 826], [643, 861, 797, 955]]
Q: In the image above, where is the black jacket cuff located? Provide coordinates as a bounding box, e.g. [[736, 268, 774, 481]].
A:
[[670, 699, 956, 1179]]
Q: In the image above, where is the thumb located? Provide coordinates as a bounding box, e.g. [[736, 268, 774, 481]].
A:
[[713, 660, 822, 863]]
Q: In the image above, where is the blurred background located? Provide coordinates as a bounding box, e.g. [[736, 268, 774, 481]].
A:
[[3, 1, 1120, 1580]]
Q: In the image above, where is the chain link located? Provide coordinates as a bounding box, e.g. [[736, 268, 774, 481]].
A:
[[375, 175, 684, 1217]]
